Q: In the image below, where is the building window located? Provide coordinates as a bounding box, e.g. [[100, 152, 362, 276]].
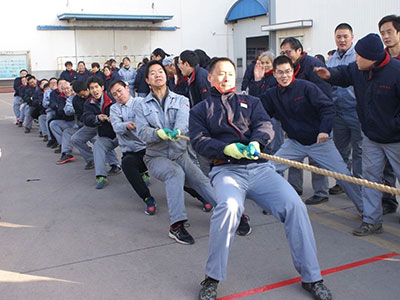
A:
[[237, 58, 243, 68]]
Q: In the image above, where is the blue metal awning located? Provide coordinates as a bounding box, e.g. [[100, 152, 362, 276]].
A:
[[57, 13, 173, 22], [225, 0, 268, 23]]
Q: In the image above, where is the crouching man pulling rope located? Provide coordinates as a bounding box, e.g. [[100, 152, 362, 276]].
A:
[[189, 57, 332, 300]]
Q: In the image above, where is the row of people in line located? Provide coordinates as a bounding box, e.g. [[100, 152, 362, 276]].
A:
[[10, 16, 400, 299], [12, 56, 334, 300]]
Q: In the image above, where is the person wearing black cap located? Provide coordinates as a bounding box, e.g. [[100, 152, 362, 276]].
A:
[[315, 33, 400, 234]]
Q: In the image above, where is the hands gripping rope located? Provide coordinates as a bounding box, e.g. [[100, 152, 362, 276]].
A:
[[176, 134, 400, 196]]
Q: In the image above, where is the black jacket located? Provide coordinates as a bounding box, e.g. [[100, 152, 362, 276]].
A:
[[261, 79, 335, 146], [188, 65, 210, 107], [327, 52, 400, 144], [82, 92, 116, 139], [189, 87, 273, 164]]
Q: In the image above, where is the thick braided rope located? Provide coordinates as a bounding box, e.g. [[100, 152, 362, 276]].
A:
[[177, 135, 400, 196]]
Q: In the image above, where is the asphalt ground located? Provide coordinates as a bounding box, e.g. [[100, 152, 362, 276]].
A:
[[1, 92, 400, 300]]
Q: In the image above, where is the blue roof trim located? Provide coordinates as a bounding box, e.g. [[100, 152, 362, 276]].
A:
[[57, 13, 173, 22], [225, 0, 268, 23], [37, 25, 176, 31]]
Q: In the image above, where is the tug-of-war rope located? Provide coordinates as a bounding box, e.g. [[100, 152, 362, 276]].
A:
[[177, 135, 400, 196]]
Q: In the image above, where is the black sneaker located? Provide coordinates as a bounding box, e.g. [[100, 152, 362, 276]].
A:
[[199, 277, 219, 300], [382, 201, 397, 215], [43, 135, 48, 142], [169, 222, 195, 245], [24, 128, 30, 133], [84, 161, 95, 170], [352, 222, 383, 236], [56, 153, 74, 165], [305, 195, 328, 205], [50, 142, 59, 149], [236, 214, 252, 236], [108, 164, 122, 175], [302, 280, 332, 300], [329, 184, 344, 195], [144, 196, 157, 215], [47, 140, 56, 148], [18, 122, 23, 127], [54, 146, 61, 153]]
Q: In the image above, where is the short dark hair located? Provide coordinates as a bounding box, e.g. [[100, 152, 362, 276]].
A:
[[72, 80, 88, 93], [109, 80, 127, 92], [49, 77, 57, 82], [20, 69, 28, 74], [179, 50, 199, 67], [327, 49, 336, 56], [77, 60, 86, 66], [103, 65, 111, 71], [65, 61, 73, 67], [87, 75, 104, 88], [208, 57, 236, 74], [26, 75, 36, 81], [280, 37, 303, 52], [194, 49, 211, 69], [122, 56, 130, 62], [57, 78, 66, 84], [378, 15, 400, 32], [335, 23, 353, 33], [314, 54, 326, 64], [91, 62, 100, 69], [273, 55, 294, 70], [145, 60, 168, 79], [152, 48, 169, 60], [38, 79, 48, 86], [43, 83, 50, 89]]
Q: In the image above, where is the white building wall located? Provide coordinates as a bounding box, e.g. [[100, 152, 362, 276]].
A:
[[229, 15, 269, 78], [274, 0, 400, 56], [1, 0, 235, 77]]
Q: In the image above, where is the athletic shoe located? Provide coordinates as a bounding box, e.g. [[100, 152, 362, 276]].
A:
[[169, 222, 194, 245], [18, 122, 23, 127], [382, 201, 397, 215], [305, 195, 328, 205], [50, 142, 59, 149], [24, 128, 30, 133], [352, 222, 383, 236], [236, 214, 252, 236], [56, 153, 75, 165], [54, 147, 61, 154], [43, 135, 48, 142], [144, 196, 157, 215], [199, 277, 219, 300], [47, 140, 55, 148], [328, 184, 344, 195], [95, 176, 108, 189], [84, 161, 95, 170], [39, 132, 43, 138], [302, 280, 332, 300], [141, 172, 151, 185], [108, 164, 122, 175], [15, 119, 19, 125]]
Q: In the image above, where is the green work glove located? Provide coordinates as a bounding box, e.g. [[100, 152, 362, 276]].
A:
[[223, 143, 247, 160], [157, 128, 173, 140], [244, 141, 260, 160], [169, 129, 181, 141]]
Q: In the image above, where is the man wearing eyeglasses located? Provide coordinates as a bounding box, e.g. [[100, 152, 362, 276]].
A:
[[280, 37, 332, 206], [260, 55, 363, 214]]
